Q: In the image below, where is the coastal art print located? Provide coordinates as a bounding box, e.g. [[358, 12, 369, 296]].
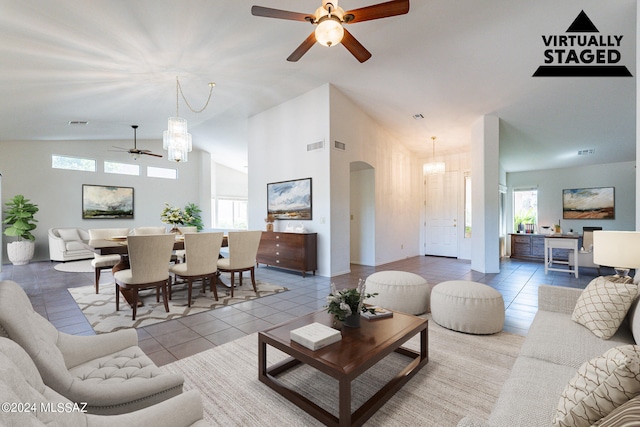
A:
[[82, 184, 134, 219], [562, 187, 614, 220], [267, 178, 312, 220]]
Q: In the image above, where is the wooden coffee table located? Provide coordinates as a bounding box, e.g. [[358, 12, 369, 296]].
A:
[[258, 310, 428, 427]]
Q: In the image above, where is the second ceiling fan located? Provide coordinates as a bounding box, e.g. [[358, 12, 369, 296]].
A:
[[251, 0, 410, 63]]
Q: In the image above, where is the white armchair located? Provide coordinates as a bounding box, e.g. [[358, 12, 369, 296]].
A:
[[48, 228, 93, 262]]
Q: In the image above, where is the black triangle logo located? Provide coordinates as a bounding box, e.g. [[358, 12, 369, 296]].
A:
[[567, 10, 599, 32]]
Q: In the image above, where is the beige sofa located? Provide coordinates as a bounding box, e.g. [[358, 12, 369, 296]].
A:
[[0, 337, 208, 426], [0, 280, 185, 415], [48, 227, 94, 261], [458, 284, 639, 426]]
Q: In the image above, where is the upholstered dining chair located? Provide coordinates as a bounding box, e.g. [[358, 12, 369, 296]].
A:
[[174, 226, 198, 263], [169, 232, 224, 306], [569, 226, 602, 275], [133, 226, 167, 235], [113, 234, 176, 320], [217, 230, 263, 297], [88, 227, 130, 294]]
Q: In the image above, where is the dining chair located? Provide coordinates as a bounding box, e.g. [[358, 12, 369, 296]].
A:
[[175, 226, 198, 263], [88, 227, 130, 294], [113, 234, 176, 320], [169, 232, 224, 306], [217, 230, 263, 297], [133, 226, 167, 235]]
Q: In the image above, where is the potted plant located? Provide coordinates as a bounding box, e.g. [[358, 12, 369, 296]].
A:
[[326, 279, 378, 328], [183, 203, 204, 231], [3, 194, 39, 265]]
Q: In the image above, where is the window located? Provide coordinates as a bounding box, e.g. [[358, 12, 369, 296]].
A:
[[52, 155, 95, 172], [214, 198, 247, 229], [147, 166, 177, 179], [104, 161, 140, 176], [513, 188, 538, 232], [464, 175, 472, 238]]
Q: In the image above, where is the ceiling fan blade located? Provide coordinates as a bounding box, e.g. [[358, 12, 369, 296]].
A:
[[342, 29, 372, 63], [143, 152, 163, 158], [344, 0, 410, 23], [251, 5, 311, 21], [287, 31, 317, 62]]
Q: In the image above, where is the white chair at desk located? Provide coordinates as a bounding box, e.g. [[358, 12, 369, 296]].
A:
[[544, 234, 579, 278]]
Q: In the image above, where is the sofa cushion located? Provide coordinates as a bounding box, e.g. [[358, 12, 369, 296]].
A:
[[595, 395, 640, 426], [626, 297, 640, 345], [520, 310, 634, 369], [58, 228, 82, 242], [572, 276, 637, 339], [553, 345, 640, 427], [488, 355, 577, 427]]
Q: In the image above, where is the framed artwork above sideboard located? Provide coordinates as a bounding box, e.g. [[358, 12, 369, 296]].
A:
[[562, 187, 614, 220]]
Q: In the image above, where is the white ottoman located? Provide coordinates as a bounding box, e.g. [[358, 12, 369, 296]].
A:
[[364, 271, 431, 315], [430, 280, 504, 334]]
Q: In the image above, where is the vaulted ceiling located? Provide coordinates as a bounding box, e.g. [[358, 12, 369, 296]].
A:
[[0, 0, 635, 172]]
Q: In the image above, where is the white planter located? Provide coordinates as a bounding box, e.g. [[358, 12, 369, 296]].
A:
[[7, 241, 35, 265]]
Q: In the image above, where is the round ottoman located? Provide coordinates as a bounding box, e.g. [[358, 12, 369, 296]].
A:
[[364, 271, 431, 315], [430, 281, 504, 334]]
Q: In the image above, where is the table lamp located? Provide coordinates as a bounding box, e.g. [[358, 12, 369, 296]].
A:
[[593, 231, 640, 279]]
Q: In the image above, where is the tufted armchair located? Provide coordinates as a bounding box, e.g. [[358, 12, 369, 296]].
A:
[[48, 228, 94, 261], [0, 337, 207, 426], [0, 280, 184, 415]]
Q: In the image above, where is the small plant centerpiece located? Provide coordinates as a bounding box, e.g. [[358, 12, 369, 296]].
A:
[[160, 203, 185, 233], [264, 214, 275, 232], [183, 203, 204, 231], [3, 194, 39, 265], [326, 279, 378, 328]]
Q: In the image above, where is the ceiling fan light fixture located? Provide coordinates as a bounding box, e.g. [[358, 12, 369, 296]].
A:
[[315, 17, 344, 47]]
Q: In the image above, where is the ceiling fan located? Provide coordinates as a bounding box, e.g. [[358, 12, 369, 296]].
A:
[[111, 125, 162, 159], [251, 0, 409, 63]]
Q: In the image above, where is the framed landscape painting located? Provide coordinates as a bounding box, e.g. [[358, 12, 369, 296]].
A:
[[267, 178, 312, 220], [82, 184, 134, 219], [562, 187, 614, 219]]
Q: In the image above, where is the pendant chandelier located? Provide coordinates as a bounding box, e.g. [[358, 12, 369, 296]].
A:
[[163, 77, 215, 162], [423, 136, 445, 175]]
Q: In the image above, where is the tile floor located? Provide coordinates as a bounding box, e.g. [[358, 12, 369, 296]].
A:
[[0, 255, 602, 366]]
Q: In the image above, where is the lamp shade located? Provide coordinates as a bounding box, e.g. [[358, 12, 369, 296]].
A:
[[593, 231, 640, 270]]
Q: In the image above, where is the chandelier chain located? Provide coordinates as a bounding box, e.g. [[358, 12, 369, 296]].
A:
[[175, 76, 215, 115]]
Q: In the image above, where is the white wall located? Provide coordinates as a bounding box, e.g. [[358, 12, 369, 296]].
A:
[[248, 84, 422, 277], [0, 139, 210, 263], [506, 161, 636, 248], [248, 85, 331, 275]]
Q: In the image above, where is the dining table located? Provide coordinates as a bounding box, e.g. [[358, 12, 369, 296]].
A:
[[83, 235, 228, 307]]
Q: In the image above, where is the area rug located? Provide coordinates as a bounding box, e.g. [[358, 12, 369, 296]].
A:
[[162, 317, 524, 426], [68, 281, 288, 333], [53, 259, 94, 273]]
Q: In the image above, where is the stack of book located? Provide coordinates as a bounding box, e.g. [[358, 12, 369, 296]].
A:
[[290, 322, 342, 351]]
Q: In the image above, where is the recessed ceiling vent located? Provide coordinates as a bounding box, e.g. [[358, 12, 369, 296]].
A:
[[307, 140, 324, 152], [68, 120, 89, 125], [578, 149, 595, 156], [412, 113, 424, 120]]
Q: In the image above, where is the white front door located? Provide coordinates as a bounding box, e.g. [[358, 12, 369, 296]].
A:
[[425, 171, 459, 257]]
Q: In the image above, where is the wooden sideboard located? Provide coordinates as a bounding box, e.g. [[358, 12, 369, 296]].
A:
[[257, 232, 317, 277], [510, 233, 572, 262]]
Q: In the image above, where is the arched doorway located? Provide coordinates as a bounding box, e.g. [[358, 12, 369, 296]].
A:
[[350, 161, 375, 266]]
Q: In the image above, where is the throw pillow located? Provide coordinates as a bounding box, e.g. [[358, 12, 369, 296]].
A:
[[57, 228, 81, 242], [553, 345, 640, 427], [572, 276, 637, 339], [595, 395, 640, 426]]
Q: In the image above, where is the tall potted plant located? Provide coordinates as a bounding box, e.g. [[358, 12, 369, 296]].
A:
[[3, 194, 39, 265]]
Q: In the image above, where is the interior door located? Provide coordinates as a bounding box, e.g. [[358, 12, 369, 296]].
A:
[[425, 171, 459, 257]]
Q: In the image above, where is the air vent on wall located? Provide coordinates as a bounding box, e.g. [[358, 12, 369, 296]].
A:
[[307, 141, 324, 151], [334, 141, 346, 151], [68, 120, 89, 125], [578, 149, 595, 155]]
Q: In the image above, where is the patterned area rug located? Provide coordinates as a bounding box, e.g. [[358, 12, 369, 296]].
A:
[[162, 316, 525, 426], [69, 281, 288, 333]]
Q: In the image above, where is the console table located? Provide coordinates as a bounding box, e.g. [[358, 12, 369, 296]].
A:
[[544, 235, 580, 278], [257, 232, 317, 277]]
